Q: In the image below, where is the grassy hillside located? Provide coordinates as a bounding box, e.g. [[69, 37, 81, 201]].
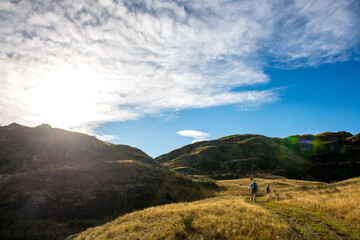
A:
[[0, 123, 153, 174], [75, 177, 360, 240], [156, 132, 360, 182], [0, 123, 217, 240], [2, 124, 359, 239], [75, 192, 293, 239]]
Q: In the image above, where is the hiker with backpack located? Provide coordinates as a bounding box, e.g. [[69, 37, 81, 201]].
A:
[[266, 184, 270, 194], [249, 180, 258, 202]]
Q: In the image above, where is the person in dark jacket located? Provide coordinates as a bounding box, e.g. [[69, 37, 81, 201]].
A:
[[266, 184, 270, 194], [249, 180, 258, 202]]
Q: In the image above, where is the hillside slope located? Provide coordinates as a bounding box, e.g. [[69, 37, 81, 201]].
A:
[[156, 132, 360, 181], [0, 123, 153, 173], [75, 177, 360, 240], [0, 123, 216, 240]]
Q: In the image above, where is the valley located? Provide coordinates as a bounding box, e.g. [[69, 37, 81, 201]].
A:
[[0, 123, 359, 239]]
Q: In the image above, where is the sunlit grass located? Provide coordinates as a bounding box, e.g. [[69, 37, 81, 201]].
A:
[[75, 176, 360, 239], [268, 177, 360, 230], [75, 195, 291, 240]]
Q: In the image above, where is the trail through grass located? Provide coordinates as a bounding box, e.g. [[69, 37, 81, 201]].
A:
[[74, 177, 360, 240], [254, 198, 353, 240]]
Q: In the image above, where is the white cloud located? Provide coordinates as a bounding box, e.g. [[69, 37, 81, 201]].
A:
[[0, 0, 359, 134], [176, 130, 210, 143], [95, 133, 118, 142]]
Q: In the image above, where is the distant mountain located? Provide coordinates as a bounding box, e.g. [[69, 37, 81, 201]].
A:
[[156, 131, 360, 182], [0, 123, 216, 240]]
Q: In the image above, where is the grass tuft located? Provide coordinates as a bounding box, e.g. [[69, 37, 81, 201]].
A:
[[179, 212, 198, 233]]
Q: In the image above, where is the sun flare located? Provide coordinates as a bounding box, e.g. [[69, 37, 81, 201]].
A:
[[23, 65, 103, 130]]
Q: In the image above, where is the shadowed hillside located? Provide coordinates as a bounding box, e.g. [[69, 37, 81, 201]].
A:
[[156, 132, 360, 182], [0, 123, 153, 173], [0, 123, 217, 240]]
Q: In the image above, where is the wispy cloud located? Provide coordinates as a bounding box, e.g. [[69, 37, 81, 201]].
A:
[[97, 134, 118, 141], [0, 0, 359, 134], [177, 130, 210, 143]]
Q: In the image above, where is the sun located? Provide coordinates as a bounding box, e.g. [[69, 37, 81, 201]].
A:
[[23, 64, 103, 130]]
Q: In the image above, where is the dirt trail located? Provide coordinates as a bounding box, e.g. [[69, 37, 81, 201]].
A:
[[256, 200, 351, 240]]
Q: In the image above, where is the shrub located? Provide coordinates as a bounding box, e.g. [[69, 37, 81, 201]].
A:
[[179, 212, 198, 233]]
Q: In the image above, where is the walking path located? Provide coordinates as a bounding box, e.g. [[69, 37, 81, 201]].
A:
[[246, 198, 353, 240]]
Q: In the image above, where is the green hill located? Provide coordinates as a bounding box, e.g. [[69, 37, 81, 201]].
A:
[[0, 123, 216, 240], [156, 132, 360, 182]]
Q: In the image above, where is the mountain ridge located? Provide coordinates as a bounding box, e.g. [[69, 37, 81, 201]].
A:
[[156, 131, 360, 182], [0, 122, 154, 174]]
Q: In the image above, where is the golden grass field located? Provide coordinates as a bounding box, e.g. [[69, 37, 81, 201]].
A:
[[75, 176, 360, 240]]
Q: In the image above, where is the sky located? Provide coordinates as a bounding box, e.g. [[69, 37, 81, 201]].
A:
[[1, 0, 360, 157]]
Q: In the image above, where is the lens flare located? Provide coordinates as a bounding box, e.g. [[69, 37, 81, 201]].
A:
[[280, 135, 321, 161]]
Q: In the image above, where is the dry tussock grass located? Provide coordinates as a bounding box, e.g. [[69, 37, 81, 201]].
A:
[[75, 176, 360, 239], [75, 196, 290, 240], [272, 177, 360, 228], [216, 176, 326, 197]]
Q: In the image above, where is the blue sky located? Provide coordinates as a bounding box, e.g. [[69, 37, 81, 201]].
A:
[[1, 0, 360, 157], [97, 60, 360, 157]]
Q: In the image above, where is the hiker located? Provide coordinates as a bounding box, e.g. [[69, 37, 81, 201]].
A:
[[266, 184, 270, 194], [249, 180, 258, 202]]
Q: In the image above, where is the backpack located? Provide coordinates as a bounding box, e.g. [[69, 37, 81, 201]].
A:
[[251, 182, 258, 190]]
